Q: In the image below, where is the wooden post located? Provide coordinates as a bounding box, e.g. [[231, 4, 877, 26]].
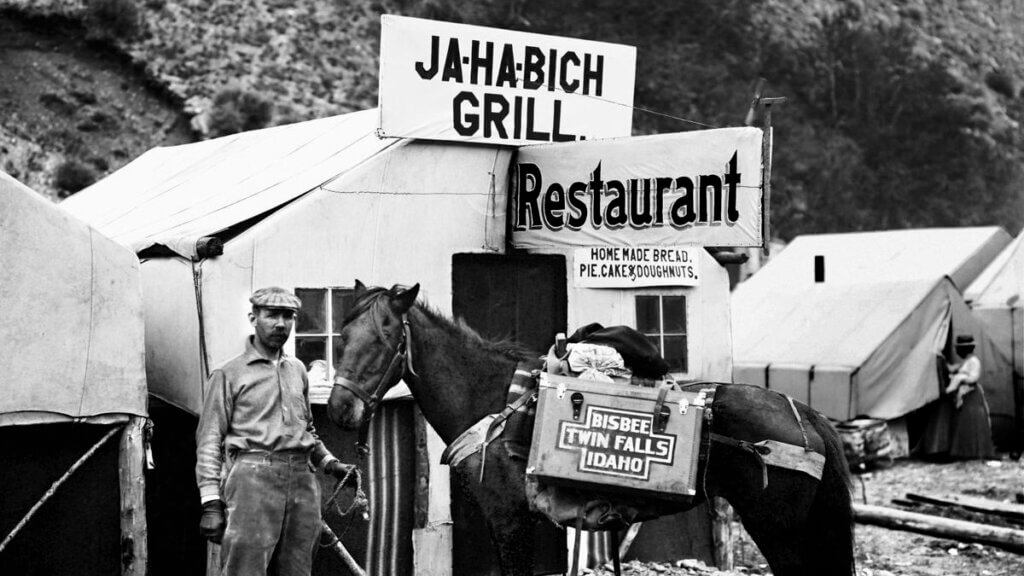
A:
[[0, 425, 121, 554], [711, 497, 734, 570], [120, 416, 148, 576], [206, 543, 221, 576], [759, 96, 785, 257], [853, 503, 1024, 553]]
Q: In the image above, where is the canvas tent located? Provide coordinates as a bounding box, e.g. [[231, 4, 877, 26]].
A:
[[0, 171, 148, 575], [62, 109, 453, 576], [733, 227, 1010, 425], [61, 105, 746, 574], [965, 233, 1024, 450]]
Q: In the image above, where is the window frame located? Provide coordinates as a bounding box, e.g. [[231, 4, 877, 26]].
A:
[[634, 293, 688, 376], [291, 286, 354, 374]]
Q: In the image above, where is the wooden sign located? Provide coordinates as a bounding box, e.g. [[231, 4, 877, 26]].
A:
[[527, 373, 706, 499]]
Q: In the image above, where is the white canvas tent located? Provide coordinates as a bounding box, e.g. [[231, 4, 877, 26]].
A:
[[965, 233, 1024, 450], [62, 109, 517, 576], [60, 107, 744, 574], [2, 172, 147, 425], [0, 171, 147, 575], [733, 227, 1010, 422]]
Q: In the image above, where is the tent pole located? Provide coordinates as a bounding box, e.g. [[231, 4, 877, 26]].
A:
[[0, 425, 122, 553], [120, 416, 149, 576]]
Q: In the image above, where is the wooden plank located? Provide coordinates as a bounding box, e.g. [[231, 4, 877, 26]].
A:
[[711, 497, 734, 570], [853, 503, 1024, 553], [618, 522, 643, 560], [906, 492, 1024, 521], [206, 543, 221, 576], [119, 416, 148, 576]]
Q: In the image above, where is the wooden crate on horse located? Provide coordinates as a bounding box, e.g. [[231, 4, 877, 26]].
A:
[[528, 373, 708, 500]]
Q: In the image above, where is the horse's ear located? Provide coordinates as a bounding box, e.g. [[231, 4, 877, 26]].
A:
[[354, 279, 367, 300], [390, 283, 420, 313]]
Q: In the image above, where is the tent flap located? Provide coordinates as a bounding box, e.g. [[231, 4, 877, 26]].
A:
[[1, 172, 147, 423]]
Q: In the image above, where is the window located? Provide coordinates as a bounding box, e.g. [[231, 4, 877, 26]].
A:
[[636, 295, 687, 373], [293, 287, 355, 372]]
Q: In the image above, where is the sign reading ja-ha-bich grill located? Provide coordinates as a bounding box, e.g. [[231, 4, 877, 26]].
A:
[[512, 127, 765, 249], [559, 406, 676, 480], [575, 246, 700, 288], [377, 15, 636, 145]]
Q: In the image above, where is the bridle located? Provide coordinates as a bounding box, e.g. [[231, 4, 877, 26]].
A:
[[332, 302, 416, 455]]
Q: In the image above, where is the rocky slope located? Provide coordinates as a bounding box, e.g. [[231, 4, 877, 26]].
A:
[[1, 0, 1022, 238]]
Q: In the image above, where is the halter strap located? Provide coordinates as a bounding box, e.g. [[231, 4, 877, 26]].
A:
[[332, 312, 415, 456]]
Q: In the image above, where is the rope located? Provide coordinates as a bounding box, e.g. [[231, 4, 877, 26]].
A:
[[320, 466, 369, 543], [0, 425, 122, 553]]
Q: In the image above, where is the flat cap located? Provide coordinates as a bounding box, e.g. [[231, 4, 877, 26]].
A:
[[249, 286, 301, 311], [955, 334, 975, 346]]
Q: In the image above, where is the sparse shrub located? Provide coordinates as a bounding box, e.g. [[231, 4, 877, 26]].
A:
[[85, 0, 141, 41], [985, 69, 1016, 99], [207, 88, 274, 137], [54, 160, 97, 197]]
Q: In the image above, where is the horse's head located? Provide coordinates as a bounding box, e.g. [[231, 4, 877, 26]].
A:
[[327, 280, 420, 430]]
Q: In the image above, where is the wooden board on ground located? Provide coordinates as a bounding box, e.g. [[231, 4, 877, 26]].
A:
[[905, 493, 1024, 522], [853, 503, 1024, 553]]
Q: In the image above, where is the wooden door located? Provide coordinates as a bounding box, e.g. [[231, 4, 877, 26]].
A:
[[451, 252, 567, 576]]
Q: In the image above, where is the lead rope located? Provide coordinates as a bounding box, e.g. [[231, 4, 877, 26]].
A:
[[321, 466, 369, 541], [609, 528, 622, 576]]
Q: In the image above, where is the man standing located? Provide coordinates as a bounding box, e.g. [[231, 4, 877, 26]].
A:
[[196, 286, 352, 575]]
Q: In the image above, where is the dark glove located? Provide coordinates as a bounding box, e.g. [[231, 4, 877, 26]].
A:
[[199, 500, 226, 543], [326, 460, 358, 486]]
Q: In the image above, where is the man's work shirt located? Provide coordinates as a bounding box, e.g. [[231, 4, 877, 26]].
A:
[[196, 336, 336, 503]]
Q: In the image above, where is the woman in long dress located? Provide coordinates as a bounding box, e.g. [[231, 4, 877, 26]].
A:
[[946, 335, 996, 460]]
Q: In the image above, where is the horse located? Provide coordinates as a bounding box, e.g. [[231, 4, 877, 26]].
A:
[[326, 282, 855, 576]]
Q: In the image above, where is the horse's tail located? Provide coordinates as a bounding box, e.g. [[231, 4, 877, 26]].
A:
[[804, 409, 856, 575]]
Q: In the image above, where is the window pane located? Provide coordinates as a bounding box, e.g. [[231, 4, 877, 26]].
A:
[[645, 335, 661, 355], [663, 335, 688, 373], [662, 296, 687, 333], [635, 296, 660, 333], [295, 336, 326, 368], [296, 288, 326, 333], [332, 289, 354, 334], [331, 336, 345, 374]]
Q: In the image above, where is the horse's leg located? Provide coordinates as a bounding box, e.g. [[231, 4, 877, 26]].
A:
[[708, 454, 817, 576], [451, 451, 536, 576], [703, 384, 856, 576]]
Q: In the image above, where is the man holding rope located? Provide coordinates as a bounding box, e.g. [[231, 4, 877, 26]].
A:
[[196, 286, 355, 576]]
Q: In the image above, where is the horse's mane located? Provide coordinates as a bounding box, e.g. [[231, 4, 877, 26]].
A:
[[346, 286, 536, 362]]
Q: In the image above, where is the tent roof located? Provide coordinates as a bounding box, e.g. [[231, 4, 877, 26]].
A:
[[965, 233, 1024, 308], [743, 227, 1011, 293], [733, 226, 1009, 373], [733, 277, 944, 368], [61, 109, 400, 258], [0, 172, 147, 425]]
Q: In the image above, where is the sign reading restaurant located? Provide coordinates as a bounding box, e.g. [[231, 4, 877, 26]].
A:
[[377, 15, 636, 145], [512, 127, 765, 250]]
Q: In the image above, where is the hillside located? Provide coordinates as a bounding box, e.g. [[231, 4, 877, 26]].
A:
[[1, 0, 1023, 240]]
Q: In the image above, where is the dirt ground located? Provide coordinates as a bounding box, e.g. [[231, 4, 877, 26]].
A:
[[588, 457, 1024, 576]]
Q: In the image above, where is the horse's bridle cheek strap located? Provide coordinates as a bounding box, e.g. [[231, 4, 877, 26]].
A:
[[333, 376, 375, 408], [333, 348, 406, 413]]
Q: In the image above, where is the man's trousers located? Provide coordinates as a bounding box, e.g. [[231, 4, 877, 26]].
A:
[[221, 451, 321, 576]]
